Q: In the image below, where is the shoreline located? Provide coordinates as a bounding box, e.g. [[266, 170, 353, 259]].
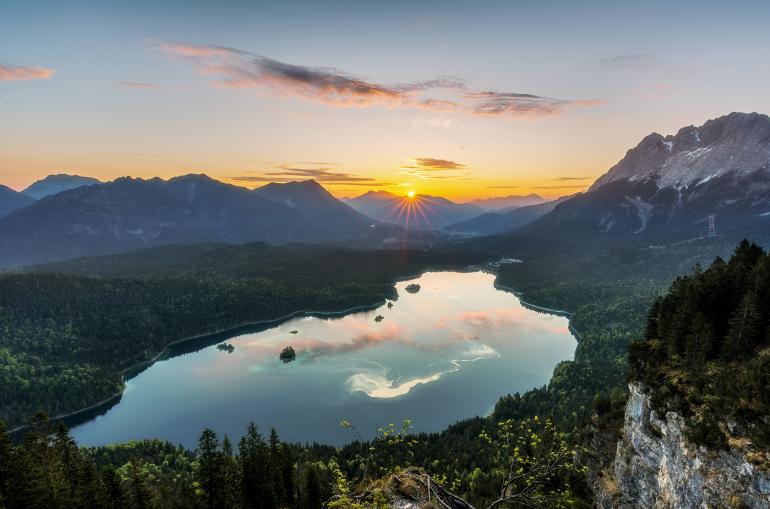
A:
[[7, 262, 581, 439], [7, 264, 484, 437]]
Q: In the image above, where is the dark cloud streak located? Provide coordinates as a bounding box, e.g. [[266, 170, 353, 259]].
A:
[[230, 166, 389, 186], [154, 41, 600, 118]]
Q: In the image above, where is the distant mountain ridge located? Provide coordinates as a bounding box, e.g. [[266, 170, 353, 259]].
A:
[[447, 195, 573, 236], [22, 174, 101, 199], [345, 190, 483, 229], [465, 193, 545, 211], [0, 185, 36, 219], [0, 175, 388, 267]]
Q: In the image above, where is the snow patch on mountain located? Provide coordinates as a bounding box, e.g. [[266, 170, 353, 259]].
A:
[[590, 112, 770, 191]]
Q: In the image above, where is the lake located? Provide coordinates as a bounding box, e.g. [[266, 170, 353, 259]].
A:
[[71, 271, 575, 447]]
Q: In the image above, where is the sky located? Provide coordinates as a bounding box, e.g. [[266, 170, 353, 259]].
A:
[[1, 0, 770, 201]]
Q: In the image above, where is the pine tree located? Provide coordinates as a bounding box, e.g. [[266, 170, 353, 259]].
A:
[[723, 292, 762, 359], [16, 412, 69, 509], [0, 420, 14, 509], [685, 313, 713, 372], [218, 435, 239, 509], [126, 459, 153, 509], [279, 443, 295, 508], [268, 428, 283, 508], [302, 464, 323, 509], [53, 422, 80, 500], [100, 465, 127, 509], [75, 460, 107, 509], [239, 423, 267, 509], [197, 428, 224, 509]]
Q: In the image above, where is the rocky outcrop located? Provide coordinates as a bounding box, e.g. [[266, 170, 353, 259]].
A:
[[603, 382, 770, 508], [356, 468, 474, 509], [591, 112, 770, 190]]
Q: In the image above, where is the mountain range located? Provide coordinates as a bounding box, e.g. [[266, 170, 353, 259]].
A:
[[344, 190, 483, 229], [0, 175, 388, 267], [465, 193, 545, 211], [0, 174, 103, 220], [446, 195, 573, 236], [1, 112, 768, 267], [481, 112, 770, 250], [575, 112, 767, 236]]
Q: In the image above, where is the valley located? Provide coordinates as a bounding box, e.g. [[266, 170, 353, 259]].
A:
[[1, 107, 770, 507]]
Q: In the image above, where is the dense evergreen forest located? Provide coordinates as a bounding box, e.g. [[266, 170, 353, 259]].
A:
[[0, 244, 485, 429], [0, 413, 587, 509], [630, 240, 770, 448]]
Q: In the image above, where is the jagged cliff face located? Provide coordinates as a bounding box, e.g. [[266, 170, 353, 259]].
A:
[[522, 112, 770, 239], [601, 383, 770, 508]]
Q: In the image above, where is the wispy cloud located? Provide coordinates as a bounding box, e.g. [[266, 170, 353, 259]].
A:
[[599, 52, 653, 67], [0, 64, 55, 82], [400, 157, 469, 180], [116, 81, 157, 89], [231, 166, 389, 186], [153, 41, 600, 118], [552, 176, 591, 181], [411, 158, 465, 171], [531, 184, 588, 190], [465, 90, 600, 116]]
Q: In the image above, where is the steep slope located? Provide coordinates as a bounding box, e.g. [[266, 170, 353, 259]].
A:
[[446, 196, 571, 235], [591, 112, 770, 190], [255, 179, 376, 233], [465, 193, 545, 211], [0, 184, 36, 219], [21, 173, 101, 199], [594, 242, 770, 508], [489, 113, 770, 248], [0, 174, 336, 267], [345, 190, 483, 229]]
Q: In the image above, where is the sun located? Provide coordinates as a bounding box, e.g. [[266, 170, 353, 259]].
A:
[[407, 190, 416, 199]]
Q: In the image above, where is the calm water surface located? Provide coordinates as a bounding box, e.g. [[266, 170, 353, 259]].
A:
[[71, 271, 575, 447]]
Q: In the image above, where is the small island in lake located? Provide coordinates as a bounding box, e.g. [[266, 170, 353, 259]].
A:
[[289, 330, 298, 334], [387, 301, 393, 309], [405, 283, 421, 294], [374, 314, 384, 322], [279, 346, 296, 363], [217, 342, 235, 353]]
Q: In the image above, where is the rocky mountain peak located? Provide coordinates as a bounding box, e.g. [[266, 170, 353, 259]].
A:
[[590, 112, 770, 190]]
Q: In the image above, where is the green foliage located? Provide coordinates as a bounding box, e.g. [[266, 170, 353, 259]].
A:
[[629, 240, 770, 447], [476, 416, 586, 508], [0, 414, 337, 509]]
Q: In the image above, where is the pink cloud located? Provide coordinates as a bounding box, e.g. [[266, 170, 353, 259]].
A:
[[0, 64, 55, 82], [152, 41, 600, 118]]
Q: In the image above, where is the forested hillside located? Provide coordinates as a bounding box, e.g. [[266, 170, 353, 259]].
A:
[[630, 240, 770, 448]]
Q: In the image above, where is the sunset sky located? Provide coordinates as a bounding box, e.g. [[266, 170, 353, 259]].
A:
[[2, 0, 769, 200]]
